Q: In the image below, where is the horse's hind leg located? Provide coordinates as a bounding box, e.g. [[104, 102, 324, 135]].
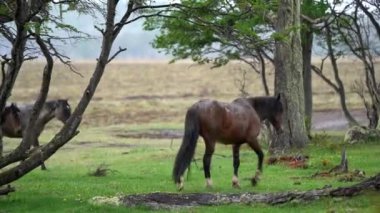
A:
[[232, 144, 241, 188], [247, 138, 264, 186], [203, 139, 215, 188]]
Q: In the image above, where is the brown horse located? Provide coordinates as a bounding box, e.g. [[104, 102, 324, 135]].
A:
[[173, 95, 284, 190]]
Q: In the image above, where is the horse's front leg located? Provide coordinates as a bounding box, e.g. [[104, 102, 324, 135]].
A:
[[33, 135, 47, 171], [247, 138, 264, 186], [203, 139, 215, 188], [232, 144, 241, 188]]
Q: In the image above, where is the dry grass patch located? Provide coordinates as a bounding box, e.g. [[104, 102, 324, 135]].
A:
[[9, 59, 380, 127]]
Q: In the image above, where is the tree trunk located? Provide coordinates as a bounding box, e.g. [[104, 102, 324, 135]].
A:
[[271, 0, 308, 152], [258, 51, 270, 96], [301, 20, 313, 137]]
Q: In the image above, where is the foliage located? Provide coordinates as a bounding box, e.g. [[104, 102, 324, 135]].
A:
[[145, 0, 331, 67], [301, 0, 329, 19], [144, 0, 274, 67]]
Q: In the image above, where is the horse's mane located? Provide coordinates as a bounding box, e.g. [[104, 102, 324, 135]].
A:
[[244, 96, 283, 121]]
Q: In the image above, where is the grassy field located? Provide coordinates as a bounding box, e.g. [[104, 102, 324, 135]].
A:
[[1, 60, 380, 212]]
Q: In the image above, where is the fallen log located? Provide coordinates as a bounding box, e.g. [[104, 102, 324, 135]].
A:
[[92, 173, 380, 209]]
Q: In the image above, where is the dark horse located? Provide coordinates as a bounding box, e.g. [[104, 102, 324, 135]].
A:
[[173, 95, 284, 190], [1, 99, 71, 170]]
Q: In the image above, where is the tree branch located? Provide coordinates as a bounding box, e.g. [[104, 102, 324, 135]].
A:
[[107, 47, 127, 64], [0, 31, 54, 170]]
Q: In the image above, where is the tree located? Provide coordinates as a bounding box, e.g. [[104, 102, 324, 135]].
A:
[[311, 0, 380, 128], [301, 0, 329, 136], [337, 1, 380, 128], [312, 18, 359, 126], [0, 0, 176, 191], [271, 0, 309, 151]]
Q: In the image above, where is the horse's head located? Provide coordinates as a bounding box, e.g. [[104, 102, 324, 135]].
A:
[[269, 94, 284, 134], [248, 94, 284, 134], [54, 99, 71, 123], [2, 103, 22, 133]]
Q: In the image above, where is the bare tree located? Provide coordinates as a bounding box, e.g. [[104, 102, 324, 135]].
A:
[[310, 1, 380, 128], [336, 3, 380, 128], [312, 19, 359, 126], [0, 0, 177, 192]]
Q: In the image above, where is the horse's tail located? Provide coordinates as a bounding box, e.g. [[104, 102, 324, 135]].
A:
[[173, 107, 200, 184]]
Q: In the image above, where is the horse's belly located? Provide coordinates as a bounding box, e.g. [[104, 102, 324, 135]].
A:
[[3, 132, 22, 138], [218, 137, 243, 145], [217, 127, 248, 144], [2, 127, 22, 138]]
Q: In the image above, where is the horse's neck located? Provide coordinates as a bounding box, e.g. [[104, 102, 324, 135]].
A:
[[246, 98, 268, 121], [20, 103, 55, 127], [38, 106, 56, 125]]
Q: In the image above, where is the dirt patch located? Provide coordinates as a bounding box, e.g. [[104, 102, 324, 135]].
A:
[[70, 141, 134, 148], [312, 109, 367, 131], [123, 94, 195, 100], [114, 129, 183, 139], [267, 155, 309, 169], [111, 108, 368, 140]]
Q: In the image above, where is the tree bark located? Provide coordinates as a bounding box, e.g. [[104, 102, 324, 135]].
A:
[[271, 0, 308, 152]]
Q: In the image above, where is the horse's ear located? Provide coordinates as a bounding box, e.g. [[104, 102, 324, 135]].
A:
[[10, 103, 20, 112], [276, 93, 281, 102]]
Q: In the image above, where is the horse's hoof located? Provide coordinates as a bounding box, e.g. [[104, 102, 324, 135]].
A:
[[232, 182, 241, 189], [205, 178, 213, 189], [41, 166, 47, 171], [177, 184, 184, 191], [251, 178, 258, 186]]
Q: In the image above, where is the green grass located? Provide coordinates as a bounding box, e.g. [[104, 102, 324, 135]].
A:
[[1, 127, 380, 213]]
